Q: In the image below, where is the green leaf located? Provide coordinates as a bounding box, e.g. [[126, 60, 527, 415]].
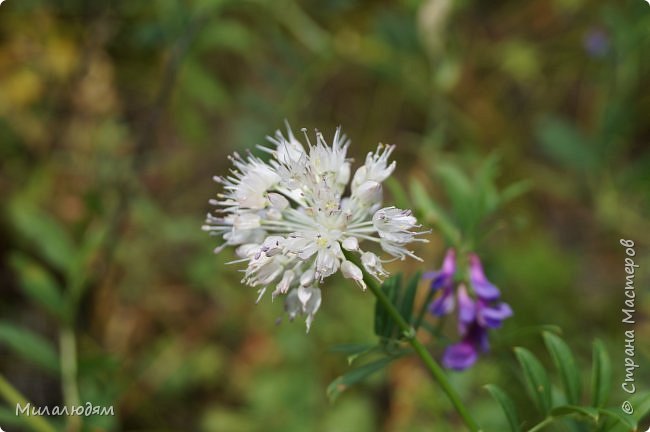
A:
[[543, 332, 581, 405], [8, 202, 75, 274], [329, 343, 377, 365], [484, 384, 521, 432], [0, 323, 59, 374], [550, 405, 599, 422], [436, 163, 477, 231], [10, 254, 67, 320], [591, 339, 611, 408], [436, 163, 473, 202], [500, 180, 532, 204], [326, 356, 396, 402], [598, 408, 636, 430], [409, 178, 460, 245], [476, 154, 501, 215], [514, 347, 552, 415], [0, 406, 25, 427], [536, 116, 599, 171], [399, 272, 420, 325], [606, 392, 650, 432]]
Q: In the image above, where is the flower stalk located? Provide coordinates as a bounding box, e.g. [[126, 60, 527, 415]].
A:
[[60, 326, 81, 432], [343, 250, 481, 432]]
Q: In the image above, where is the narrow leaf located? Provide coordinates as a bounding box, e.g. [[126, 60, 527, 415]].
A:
[[8, 202, 75, 274], [327, 356, 395, 402], [514, 347, 552, 415], [484, 384, 521, 432], [409, 179, 460, 244], [598, 408, 636, 430], [329, 343, 377, 365], [591, 339, 611, 408], [0, 323, 59, 374], [10, 254, 67, 320], [543, 332, 581, 404], [500, 180, 532, 204], [536, 116, 599, 170], [606, 392, 650, 432], [550, 405, 599, 422]]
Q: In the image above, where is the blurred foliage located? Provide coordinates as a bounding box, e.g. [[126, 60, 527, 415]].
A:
[[0, 0, 649, 431]]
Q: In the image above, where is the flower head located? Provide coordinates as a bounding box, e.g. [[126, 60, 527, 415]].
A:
[[204, 123, 428, 330], [426, 250, 512, 370]]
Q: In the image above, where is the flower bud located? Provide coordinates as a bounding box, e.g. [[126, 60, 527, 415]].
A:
[[354, 181, 382, 207], [267, 192, 289, 210], [341, 260, 367, 291], [342, 237, 359, 251]]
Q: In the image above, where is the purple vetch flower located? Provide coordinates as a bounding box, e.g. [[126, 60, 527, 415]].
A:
[[469, 253, 500, 300], [423, 249, 456, 316], [427, 250, 513, 370], [443, 321, 489, 371], [444, 285, 512, 370], [477, 300, 513, 329]]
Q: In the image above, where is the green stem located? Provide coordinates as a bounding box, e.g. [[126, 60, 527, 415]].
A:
[[527, 416, 554, 432], [0, 374, 57, 432], [60, 326, 81, 432], [343, 250, 481, 431]]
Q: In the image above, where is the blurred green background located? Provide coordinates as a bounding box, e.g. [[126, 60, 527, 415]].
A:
[[0, 0, 649, 431]]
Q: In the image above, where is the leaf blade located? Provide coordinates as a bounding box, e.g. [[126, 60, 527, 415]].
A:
[[0, 323, 59, 374], [484, 384, 521, 432], [326, 356, 396, 402], [550, 405, 599, 422], [591, 339, 611, 408], [10, 254, 67, 321], [543, 332, 581, 405], [514, 347, 552, 415]]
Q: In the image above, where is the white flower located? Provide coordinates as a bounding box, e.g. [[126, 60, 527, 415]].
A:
[[203, 123, 428, 331], [341, 260, 366, 291]]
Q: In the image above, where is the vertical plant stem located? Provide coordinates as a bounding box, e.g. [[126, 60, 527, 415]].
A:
[[343, 250, 481, 432], [60, 326, 81, 432], [0, 374, 57, 432]]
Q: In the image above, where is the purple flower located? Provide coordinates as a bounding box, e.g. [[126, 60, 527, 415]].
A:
[[457, 285, 476, 329], [427, 250, 513, 371], [477, 300, 513, 329], [424, 249, 456, 316], [443, 322, 489, 370], [443, 288, 512, 370], [469, 253, 501, 301], [424, 249, 455, 290]]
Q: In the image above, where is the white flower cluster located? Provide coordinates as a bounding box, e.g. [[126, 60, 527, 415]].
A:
[[203, 124, 428, 330]]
